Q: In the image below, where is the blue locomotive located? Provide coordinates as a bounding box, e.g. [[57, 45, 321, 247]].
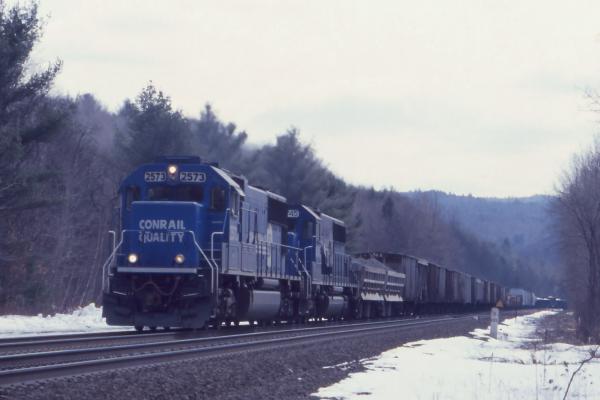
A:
[[102, 157, 405, 330]]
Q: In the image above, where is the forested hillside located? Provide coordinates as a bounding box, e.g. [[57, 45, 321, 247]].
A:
[[436, 193, 559, 276], [0, 2, 559, 314], [418, 192, 553, 250], [406, 192, 561, 294]]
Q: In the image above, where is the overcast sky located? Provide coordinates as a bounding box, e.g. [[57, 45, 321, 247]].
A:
[[31, 1, 600, 197]]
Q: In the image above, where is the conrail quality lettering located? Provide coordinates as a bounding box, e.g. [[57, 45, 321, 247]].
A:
[[137, 219, 187, 243]]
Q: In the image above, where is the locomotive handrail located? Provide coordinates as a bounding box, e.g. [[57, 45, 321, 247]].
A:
[[102, 229, 218, 301], [100, 229, 130, 292], [101, 228, 149, 291], [210, 208, 230, 273], [186, 230, 218, 302], [303, 245, 312, 271], [256, 240, 301, 251], [101, 230, 118, 293], [297, 257, 311, 299], [210, 231, 223, 266], [301, 245, 313, 298], [236, 240, 303, 280], [257, 240, 302, 278], [108, 230, 116, 252]]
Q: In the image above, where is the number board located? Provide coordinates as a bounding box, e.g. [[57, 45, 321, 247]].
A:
[[179, 171, 206, 183], [144, 171, 166, 182], [287, 209, 300, 218]]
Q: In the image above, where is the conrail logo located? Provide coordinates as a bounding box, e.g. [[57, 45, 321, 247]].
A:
[[138, 219, 186, 230], [137, 219, 187, 243]]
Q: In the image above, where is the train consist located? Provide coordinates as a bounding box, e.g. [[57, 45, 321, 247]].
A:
[[102, 157, 539, 330]]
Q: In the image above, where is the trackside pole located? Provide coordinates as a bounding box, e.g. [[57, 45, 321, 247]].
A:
[[490, 307, 499, 339]]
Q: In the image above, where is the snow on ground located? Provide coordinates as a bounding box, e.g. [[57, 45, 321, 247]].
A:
[[315, 311, 600, 400], [0, 304, 131, 338]]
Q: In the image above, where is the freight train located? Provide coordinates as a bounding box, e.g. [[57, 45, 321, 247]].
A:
[[101, 157, 537, 330]]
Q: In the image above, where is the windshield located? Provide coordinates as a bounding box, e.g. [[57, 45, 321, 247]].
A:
[[147, 185, 204, 202]]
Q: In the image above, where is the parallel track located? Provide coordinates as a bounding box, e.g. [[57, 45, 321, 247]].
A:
[[0, 313, 489, 386]]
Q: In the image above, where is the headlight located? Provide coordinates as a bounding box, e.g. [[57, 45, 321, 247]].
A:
[[167, 164, 178, 175], [174, 254, 185, 264], [128, 253, 138, 264]]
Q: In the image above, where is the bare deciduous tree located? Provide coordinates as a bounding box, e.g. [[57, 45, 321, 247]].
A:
[[555, 138, 600, 341]]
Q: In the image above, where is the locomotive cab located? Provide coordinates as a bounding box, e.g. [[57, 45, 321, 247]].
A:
[[102, 156, 244, 329], [286, 205, 349, 284], [287, 204, 353, 318]]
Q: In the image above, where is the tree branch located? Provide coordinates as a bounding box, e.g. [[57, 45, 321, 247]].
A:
[[563, 346, 600, 400]]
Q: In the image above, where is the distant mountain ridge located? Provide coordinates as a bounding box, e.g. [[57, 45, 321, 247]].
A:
[[405, 191, 559, 287], [405, 191, 553, 244]]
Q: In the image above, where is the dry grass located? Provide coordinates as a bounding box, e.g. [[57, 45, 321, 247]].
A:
[[535, 310, 583, 345]]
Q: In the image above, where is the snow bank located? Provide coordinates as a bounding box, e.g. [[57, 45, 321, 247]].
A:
[[0, 304, 131, 338], [315, 311, 600, 400]]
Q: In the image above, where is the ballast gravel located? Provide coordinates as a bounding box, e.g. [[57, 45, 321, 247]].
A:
[[0, 312, 526, 400]]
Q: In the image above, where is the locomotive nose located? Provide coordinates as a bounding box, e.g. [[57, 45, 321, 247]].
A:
[[123, 201, 204, 269]]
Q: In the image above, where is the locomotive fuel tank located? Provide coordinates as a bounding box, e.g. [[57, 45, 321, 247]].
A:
[[316, 295, 347, 318], [237, 289, 282, 321]]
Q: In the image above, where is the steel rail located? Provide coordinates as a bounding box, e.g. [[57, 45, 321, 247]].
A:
[[0, 314, 488, 386], [0, 318, 369, 351], [0, 330, 181, 353], [0, 310, 479, 349], [0, 330, 135, 345], [0, 315, 468, 362], [0, 312, 490, 354]]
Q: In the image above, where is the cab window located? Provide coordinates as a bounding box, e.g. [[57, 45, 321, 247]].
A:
[[125, 186, 140, 210], [147, 185, 203, 202], [211, 187, 226, 211], [303, 220, 314, 240]]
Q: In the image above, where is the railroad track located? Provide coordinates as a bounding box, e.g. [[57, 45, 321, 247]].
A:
[[0, 330, 177, 354], [0, 314, 451, 355], [0, 313, 489, 386], [0, 319, 390, 355]]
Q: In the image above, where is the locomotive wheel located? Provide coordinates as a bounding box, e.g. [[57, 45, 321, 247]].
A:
[[149, 326, 157, 332], [363, 302, 371, 319], [163, 326, 171, 331], [353, 299, 363, 320], [135, 325, 143, 332]]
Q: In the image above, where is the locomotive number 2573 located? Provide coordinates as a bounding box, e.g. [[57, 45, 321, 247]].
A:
[[144, 171, 166, 182], [179, 171, 206, 183]]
